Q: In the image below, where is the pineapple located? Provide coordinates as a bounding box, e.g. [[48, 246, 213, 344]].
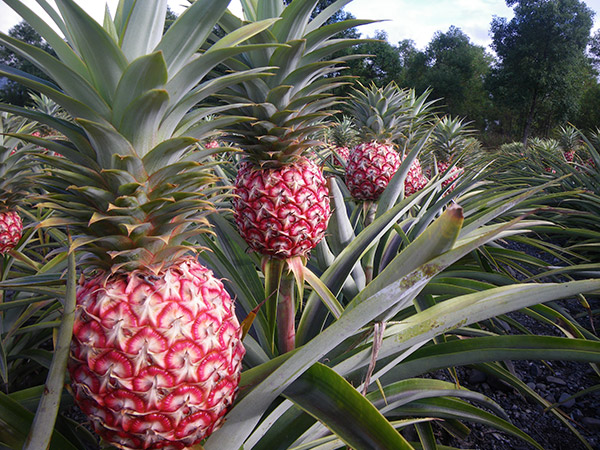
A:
[[214, 0, 366, 354], [557, 125, 580, 162], [0, 112, 36, 253], [233, 158, 330, 259], [346, 82, 428, 200], [217, 0, 365, 260], [0, 0, 273, 448]]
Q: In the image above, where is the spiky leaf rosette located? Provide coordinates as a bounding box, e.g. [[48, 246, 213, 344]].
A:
[[212, 0, 371, 258], [233, 157, 330, 258], [328, 115, 357, 165], [429, 115, 473, 163], [347, 81, 410, 144], [0, 0, 273, 447], [216, 0, 371, 162]]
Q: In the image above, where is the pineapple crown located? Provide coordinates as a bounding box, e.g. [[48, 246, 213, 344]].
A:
[[556, 125, 581, 152], [329, 115, 358, 148], [346, 81, 409, 144], [0, 0, 276, 273], [348, 82, 439, 148], [430, 115, 473, 163], [215, 0, 373, 166]]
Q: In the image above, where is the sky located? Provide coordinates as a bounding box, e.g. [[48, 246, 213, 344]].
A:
[[1, 0, 600, 51]]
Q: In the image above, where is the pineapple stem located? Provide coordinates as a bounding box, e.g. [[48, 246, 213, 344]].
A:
[[363, 201, 377, 284], [276, 272, 296, 354], [263, 257, 285, 354]]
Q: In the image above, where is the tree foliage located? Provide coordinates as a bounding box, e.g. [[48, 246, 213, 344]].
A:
[[403, 27, 493, 129], [488, 0, 594, 143], [0, 21, 57, 106], [344, 30, 403, 88]]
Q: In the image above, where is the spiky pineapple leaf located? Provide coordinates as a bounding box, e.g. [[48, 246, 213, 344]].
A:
[[118, 89, 170, 155], [283, 362, 413, 450], [0, 65, 105, 122], [54, 0, 128, 102], [118, 0, 167, 59], [1, 0, 86, 76], [0, 34, 110, 116], [112, 51, 168, 126], [156, 0, 230, 74]]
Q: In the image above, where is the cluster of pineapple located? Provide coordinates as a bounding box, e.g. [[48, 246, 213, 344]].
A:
[[0, 0, 472, 449]]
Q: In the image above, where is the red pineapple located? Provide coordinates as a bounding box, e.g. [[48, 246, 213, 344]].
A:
[[69, 259, 244, 450], [345, 82, 429, 201], [233, 158, 330, 259], [436, 161, 463, 190], [0, 210, 23, 253], [346, 142, 400, 201], [404, 158, 429, 196]]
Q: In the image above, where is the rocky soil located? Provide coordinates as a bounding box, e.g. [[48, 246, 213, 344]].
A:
[[433, 239, 600, 450]]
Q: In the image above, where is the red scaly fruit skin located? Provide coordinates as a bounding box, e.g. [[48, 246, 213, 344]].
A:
[[69, 258, 245, 450], [403, 157, 429, 197], [332, 146, 350, 166], [563, 150, 575, 162], [233, 157, 331, 259], [0, 210, 23, 254], [436, 161, 463, 190], [345, 142, 401, 201], [204, 140, 220, 149]]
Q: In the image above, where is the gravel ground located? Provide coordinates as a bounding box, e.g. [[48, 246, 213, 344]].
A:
[[430, 238, 600, 450]]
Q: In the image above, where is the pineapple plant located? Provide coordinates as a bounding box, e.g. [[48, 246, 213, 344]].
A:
[[557, 124, 581, 162], [214, 0, 368, 353], [346, 82, 428, 201], [217, 0, 366, 261], [0, 0, 275, 448], [0, 112, 37, 254], [429, 115, 472, 189]]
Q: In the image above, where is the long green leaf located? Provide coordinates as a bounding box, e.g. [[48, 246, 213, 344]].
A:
[[119, 0, 167, 59], [284, 362, 414, 450], [0, 392, 78, 450], [54, 0, 128, 102]]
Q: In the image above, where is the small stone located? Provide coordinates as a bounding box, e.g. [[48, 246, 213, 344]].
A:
[[529, 364, 541, 378], [545, 394, 556, 404], [581, 417, 600, 430], [468, 369, 487, 384], [572, 409, 583, 420], [546, 375, 567, 386], [526, 382, 536, 390], [536, 383, 547, 391], [558, 392, 575, 409]]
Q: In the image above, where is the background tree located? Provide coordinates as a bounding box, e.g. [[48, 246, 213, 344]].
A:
[[403, 27, 493, 129], [488, 0, 594, 144], [344, 30, 402, 87], [0, 21, 56, 106]]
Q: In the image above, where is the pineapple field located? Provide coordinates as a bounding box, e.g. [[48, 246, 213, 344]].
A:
[[0, 1, 599, 450]]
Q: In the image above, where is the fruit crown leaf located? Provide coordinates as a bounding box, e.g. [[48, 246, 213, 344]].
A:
[[215, 0, 371, 163]]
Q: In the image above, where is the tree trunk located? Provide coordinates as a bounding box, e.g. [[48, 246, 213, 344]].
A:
[[522, 89, 538, 147]]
